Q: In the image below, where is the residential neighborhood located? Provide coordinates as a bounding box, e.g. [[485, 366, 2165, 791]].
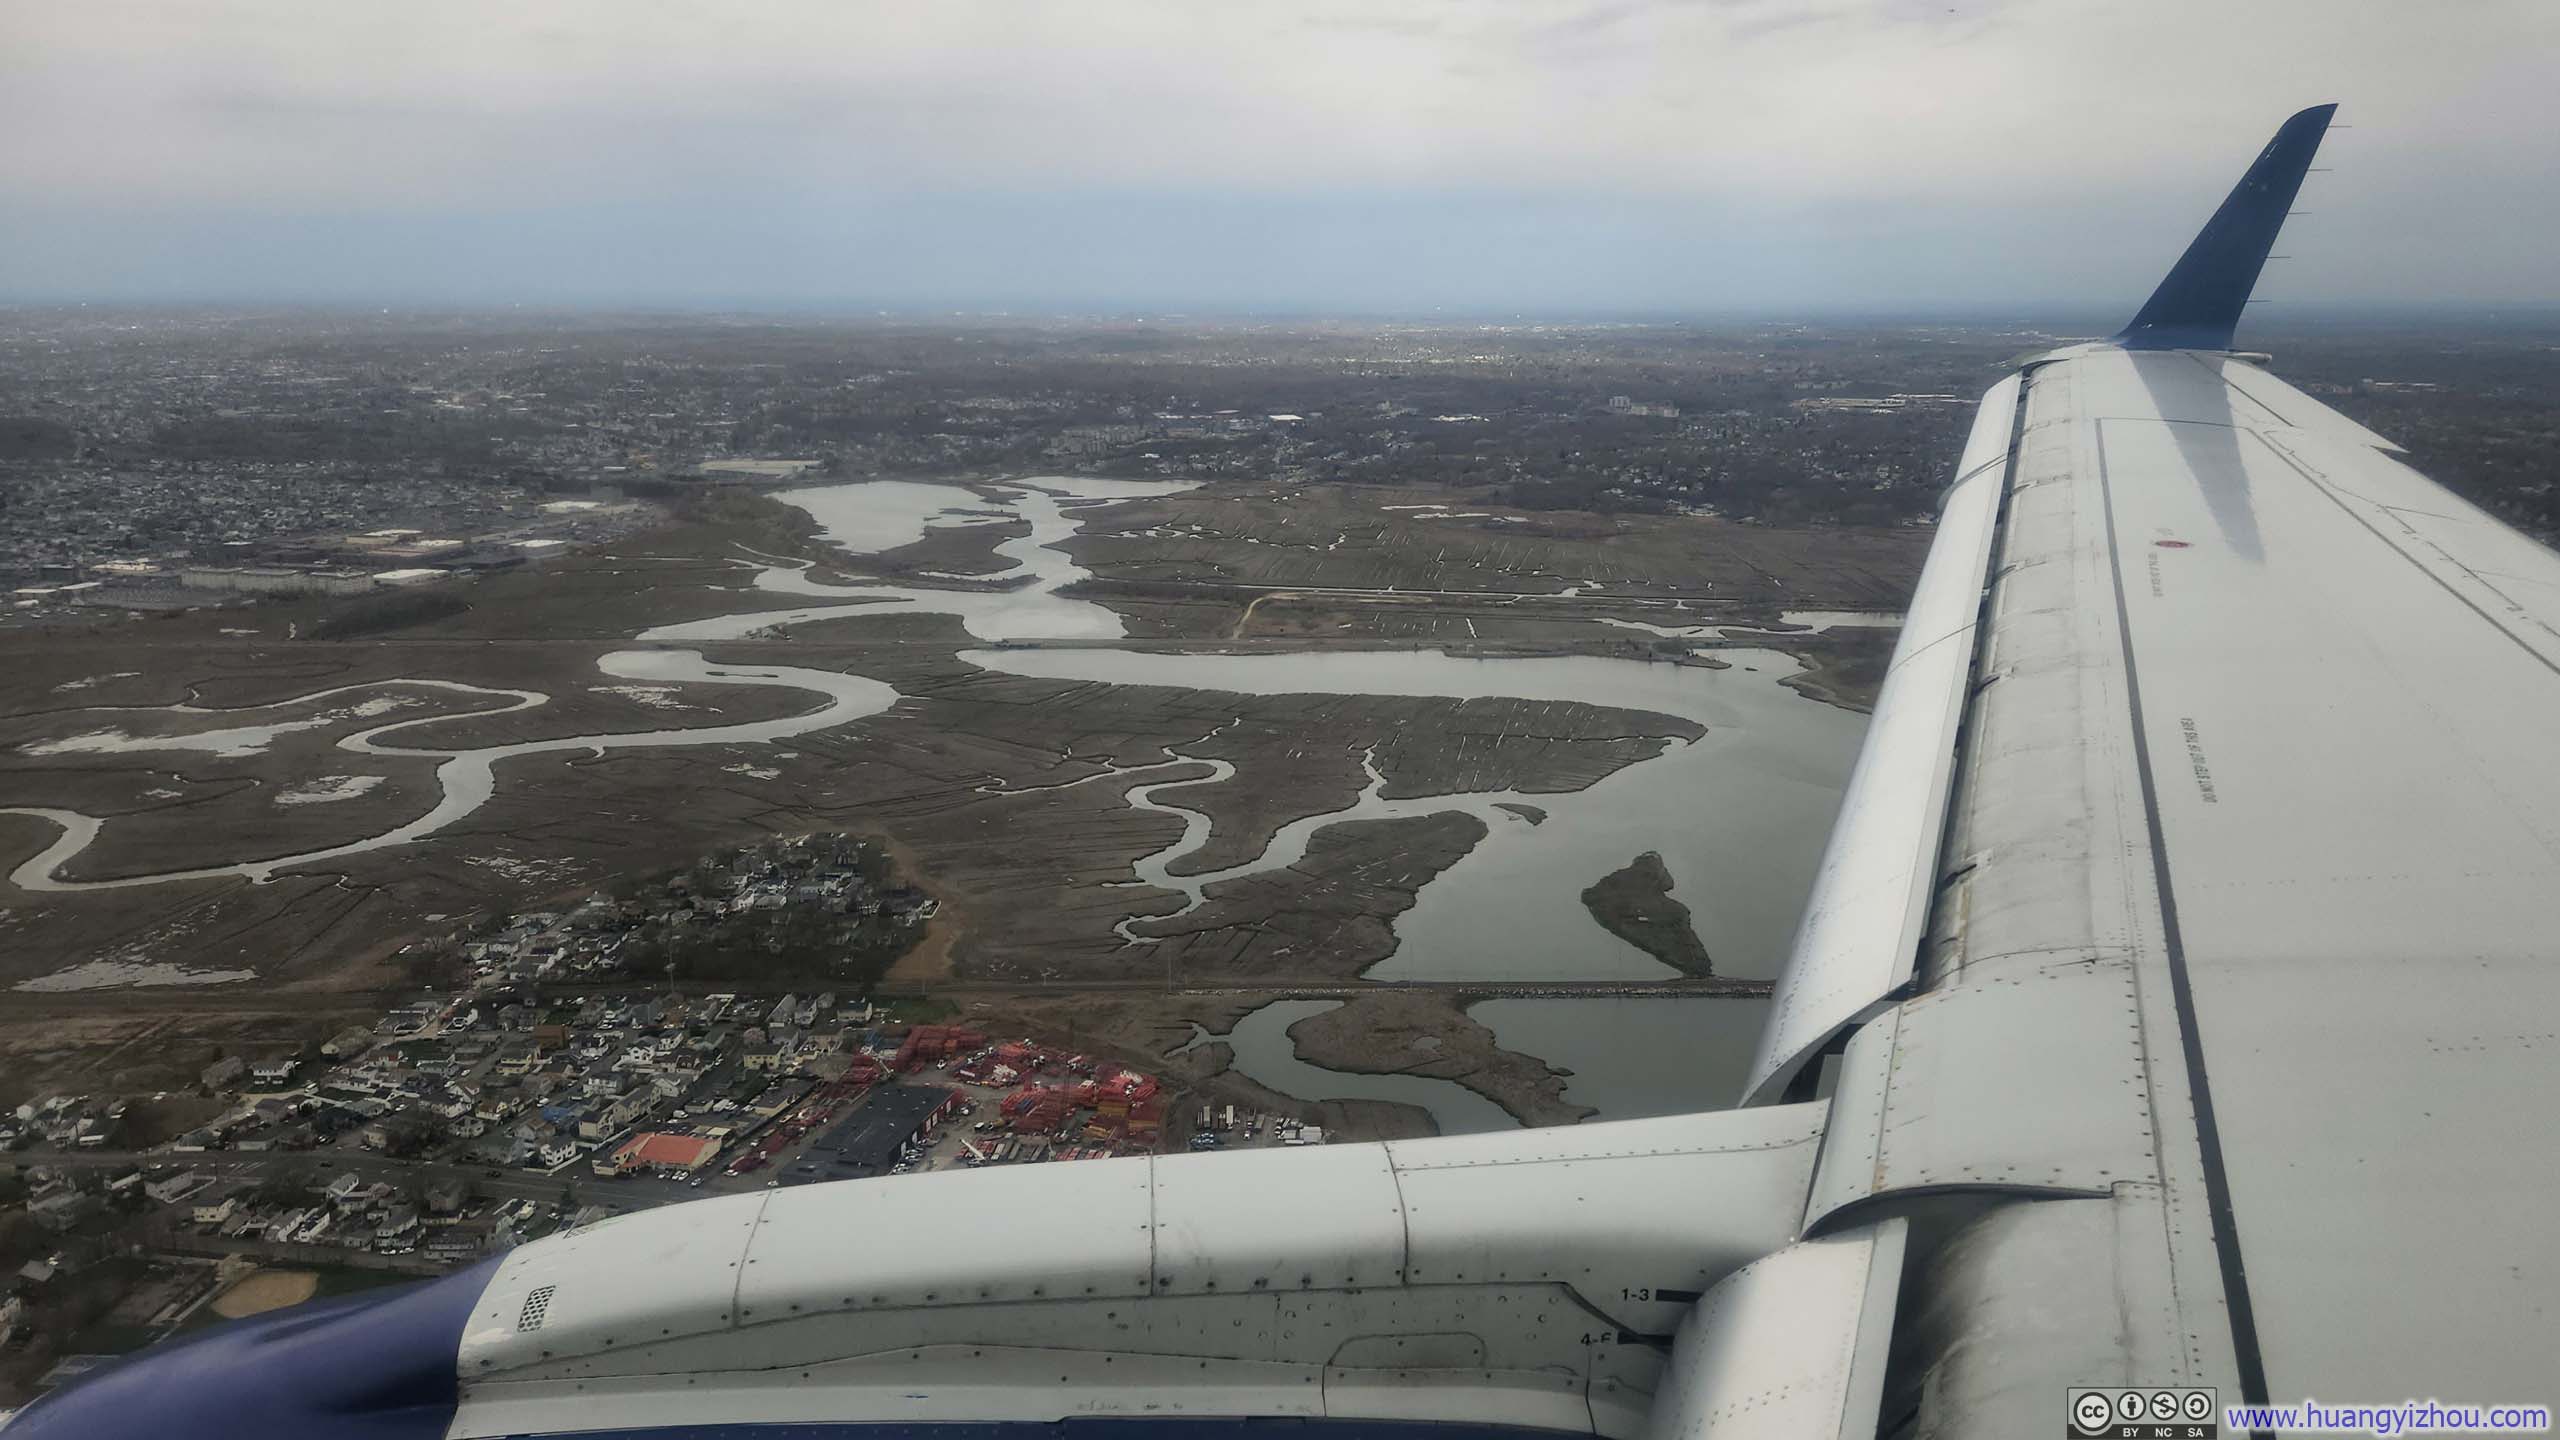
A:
[[0, 830, 1230, 1401]]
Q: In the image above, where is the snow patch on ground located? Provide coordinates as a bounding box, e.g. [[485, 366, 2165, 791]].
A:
[[52, 672, 141, 692], [464, 855, 583, 884], [24, 721, 331, 760], [17, 960, 259, 992], [275, 775, 387, 806], [23, 693, 436, 759], [1594, 617, 1710, 638], [586, 684, 694, 710], [722, 763, 782, 780]]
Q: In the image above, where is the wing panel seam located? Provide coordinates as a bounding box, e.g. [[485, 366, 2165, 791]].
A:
[[2248, 428, 2560, 680], [2094, 416, 2270, 1407]]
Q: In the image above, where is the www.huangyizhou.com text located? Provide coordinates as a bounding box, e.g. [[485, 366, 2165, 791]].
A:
[[2225, 1400, 2551, 1436]]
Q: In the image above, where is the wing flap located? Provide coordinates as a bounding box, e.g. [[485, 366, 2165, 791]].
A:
[[1639, 1220, 1907, 1440], [1743, 375, 2019, 1102]]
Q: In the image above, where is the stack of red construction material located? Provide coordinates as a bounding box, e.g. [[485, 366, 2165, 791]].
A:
[[892, 1029, 931, 1072], [894, 1024, 985, 1071], [1092, 1069, 1159, 1122], [1125, 1095, 1167, 1145], [1100, 1069, 1158, 1102], [1000, 1086, 1072, 1134]]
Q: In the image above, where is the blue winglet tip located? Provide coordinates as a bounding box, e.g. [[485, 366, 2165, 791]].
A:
[[2114, 103, 2338, 352]]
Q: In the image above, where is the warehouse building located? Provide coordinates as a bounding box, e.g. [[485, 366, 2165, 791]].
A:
[[788, 1085, 959, 1184]]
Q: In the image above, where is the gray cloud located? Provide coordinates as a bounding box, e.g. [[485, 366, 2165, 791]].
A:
[[3, 0, 2554, 310]]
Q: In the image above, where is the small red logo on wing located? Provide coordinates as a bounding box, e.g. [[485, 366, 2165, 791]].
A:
[[2154, 540, 2191, 549]]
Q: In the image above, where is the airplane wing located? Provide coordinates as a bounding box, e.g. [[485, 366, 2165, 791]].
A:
[[17, 104, 2556, 1439], [1750, 102, 2560, 1430]]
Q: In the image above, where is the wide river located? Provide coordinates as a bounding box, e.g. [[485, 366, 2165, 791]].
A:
[[10, 476, 1869, 1131]]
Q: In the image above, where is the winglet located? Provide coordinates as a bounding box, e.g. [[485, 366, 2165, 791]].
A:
[[2114, 104, 2336, 351]]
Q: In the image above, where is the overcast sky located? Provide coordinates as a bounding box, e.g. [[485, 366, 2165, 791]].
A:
[[4, 0, 2555, 315]]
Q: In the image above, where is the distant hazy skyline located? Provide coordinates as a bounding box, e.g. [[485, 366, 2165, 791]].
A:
[[6, 1, 2556, 316]]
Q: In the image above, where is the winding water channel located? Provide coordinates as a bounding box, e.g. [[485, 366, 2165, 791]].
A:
[[1172, 1000, 1521, 1135], [963, 646, 1859, 985], [1166, 994, 1779, 1135], [9, 476, 1868, 1131], [4, 476, 1182, 892], [5, 655, 897, 891]]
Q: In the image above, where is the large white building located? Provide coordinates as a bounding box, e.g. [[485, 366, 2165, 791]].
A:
[[178, 565, 375, 596]]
